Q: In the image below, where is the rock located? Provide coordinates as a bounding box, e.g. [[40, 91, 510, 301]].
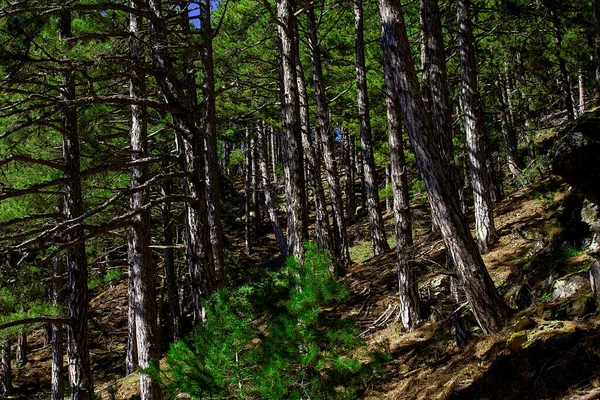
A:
[[512, 315, 537, 332], [552, 109, 600, 205], [568, 295, 596, 318], [582, 200, 600, 253], [550, 274, 589, 301], [507, 331, 528, 352]]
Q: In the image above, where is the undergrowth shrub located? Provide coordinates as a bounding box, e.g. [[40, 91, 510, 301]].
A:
[[154, 243, 377, 399]]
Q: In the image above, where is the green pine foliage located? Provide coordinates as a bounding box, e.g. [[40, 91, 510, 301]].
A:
[[154, 243, 373, 399]]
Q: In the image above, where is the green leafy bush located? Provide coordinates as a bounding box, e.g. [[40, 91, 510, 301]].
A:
[[155, 243, 371, 399]]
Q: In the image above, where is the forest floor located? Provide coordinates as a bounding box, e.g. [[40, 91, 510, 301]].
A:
[[7, 129, 600, 399]]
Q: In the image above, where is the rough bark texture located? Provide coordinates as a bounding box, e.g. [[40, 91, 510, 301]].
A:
[[497, 76, 522, 178], [420, 0, 452, 162], [200, 0, 225, 280], [382, 41, 419, 330], [161, 173, 181, 341], [258, 122, 287, 256], [129, 4, 163, 398], [51, 258, 65, 400], [305, 2, 351, 270], [343, 128, 357, 223], [594, 0, 600, 103], [354, 0, 389, 256], [16, 332, 26, 368], [0, 340, 11, 395], [245, 128, 256, 254], [277, 0, 308, 258], [60, 11, 93, 400], [148, 0, 217, 321], [296, 55, 332, 251], [378, 0, 510, 334], [125, 269, 137, 375], [457, 0, 497, 254]]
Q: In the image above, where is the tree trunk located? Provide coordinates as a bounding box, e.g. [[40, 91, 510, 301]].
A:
[[258, 122, 287, 256], [59, 10, 93, 400], [497, 76, 522, 178], [549, 5, 575, 120], [378, 0, 510, 334], [305, 1, 351, 270], [594, 0, 600, 103], [354, 0, 389, 256], [296, 53, 332, 251], [382, 41, 420, 330], [148, 0, 217, 322], [579, 69, 585, 115], [0, 340, 11, 395], [199, 0, 225, 283], [161, 171, 181, 341], [343, 128, 357, 224], [245, 127, 256, 254], [129, 4, 162, 398], [126, 262, 137, 375], [16, 332, 26, 368], [51, 258, 65, 400], [270, 128, 279, 185], [457, 0, 497, 254], [276, 0, 308, 258]]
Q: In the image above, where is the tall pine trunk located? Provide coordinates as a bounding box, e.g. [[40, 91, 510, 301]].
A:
[[382, 40, 420, 330], [378, 0, 510, 334], [59, 11, 93, 400], [276, 0, 308, 258], [129, 3, 162, 398], [457, 0, 497, 254], [305, 2, 351, 270], [0, 340, 12, 396], [51, 258, 65, 400], [200, 0, 225, 280], [258, 122, 287, 256], [296, 54, 332, 251], [354, 0, 389, 256]]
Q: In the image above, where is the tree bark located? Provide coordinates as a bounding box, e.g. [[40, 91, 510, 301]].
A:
[[125, 268, 137, 375], [497, 76, 522, 178], [457, 0, 497, 254], [161, 170, 181, 341], [354, 0, 389, 256], [378, 0, 510, 334], [245, 127, 256, 254], [0, 340, 11, 395], [549, 5, 575, 120], [594, 0, 600, 103], [296, 53, 332, 251], [276, 0, 308, 258], [51, 258, 65, 400], [343, 128, 357, 224], [258, 122, 287, 256], [129, 3, 162, 398], [305, 2, 351, 270], [200, 0, 225, 281], [382, 41, 420, 330], [60, 10, 93, 400], [148, 0, 217, 322], [16, 332, 26, 368]]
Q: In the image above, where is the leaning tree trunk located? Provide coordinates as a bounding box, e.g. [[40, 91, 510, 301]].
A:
[[59, 10, 92, 400], [354, 0, 389, 256], [258, 122, 287, 256], [382, 42, 420, 331], [296, 53, 332, 251], [378, 0, 511, 334], [457, 0, 497, 254], [129, 4, 162, 399], [305, 2, 351, 270], [276, 0, 308, 258]]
